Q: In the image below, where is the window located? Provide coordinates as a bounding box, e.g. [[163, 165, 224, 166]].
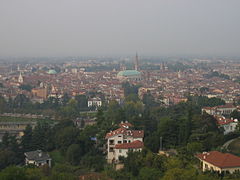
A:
[[109, 140, 114, 145], [118, 141, 122, 144], [119, 150, 122, 153], [109, 148, 114, 152], [123, 140, 127, 143], [118, 135, 122, 137]]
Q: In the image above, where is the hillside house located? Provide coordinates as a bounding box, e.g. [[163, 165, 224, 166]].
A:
[[105, 121, 144, 163]]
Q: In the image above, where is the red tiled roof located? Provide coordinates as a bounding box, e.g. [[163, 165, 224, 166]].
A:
[[105, 128, 144, 139], [202, 107, 214, 110], [115, 140, 144, 149], [196, 151, 240, 168], [119, 122, 133, 129], [216, 104, 236, 109], [214, 116, 237, 125]]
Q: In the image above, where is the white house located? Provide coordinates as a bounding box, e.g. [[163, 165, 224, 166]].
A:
[[88, 97, 102, 108], [196, 151, 240, 174], [202, 104, 236, 116], [105, 122, 144, 163], [214, 115, 238, 135]]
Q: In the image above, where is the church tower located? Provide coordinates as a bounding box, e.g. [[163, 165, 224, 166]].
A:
[[18, 72, 24, 83], [134, 53, 140, 71]]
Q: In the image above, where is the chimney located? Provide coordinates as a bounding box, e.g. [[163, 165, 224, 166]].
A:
[[38, 150, 42, 157]]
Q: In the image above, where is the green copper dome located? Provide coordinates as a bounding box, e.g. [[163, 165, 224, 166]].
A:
[[48, 69, 57, 75], [117, 70, 141, 76]]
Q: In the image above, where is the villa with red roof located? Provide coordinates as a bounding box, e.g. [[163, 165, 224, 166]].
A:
[[196, 151, 240, 173], [105, 121, 144, 163], [214, 115, 238, 135]]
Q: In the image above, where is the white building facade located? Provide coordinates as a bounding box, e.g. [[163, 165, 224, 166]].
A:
[[88, 97, 102, 107], [105, 122, 144, 163]]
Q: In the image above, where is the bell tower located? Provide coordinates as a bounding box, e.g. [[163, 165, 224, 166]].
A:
[[134, 52, 139, 71]]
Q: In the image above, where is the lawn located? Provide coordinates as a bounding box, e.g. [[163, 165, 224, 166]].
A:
[[228, 138, 240, 155], [49, 150, 65, 164]]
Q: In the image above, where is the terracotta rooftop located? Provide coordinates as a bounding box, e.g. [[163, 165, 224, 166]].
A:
[[115, 140, 144, 149], [214, 116, 237, 125], [216, 104, 236, 109], [105, 128, 144, 139], [118, 122, 133, 129], [196, 151, 240, 168]]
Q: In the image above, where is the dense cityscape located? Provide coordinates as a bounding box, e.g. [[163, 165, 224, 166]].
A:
[[1, 0, 240, 179], [1, 56, 240, 179]]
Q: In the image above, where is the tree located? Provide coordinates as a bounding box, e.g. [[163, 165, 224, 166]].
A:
[[66, 144, 83, 165], [19, 84, 33, 92], [58, 99, 78, 119], [75, 95, 88, 110], [106, 100, 124, 124], [21, 125, 33, 152], [0, 150, 15, 170], [124, 151, 144, 176], [230, 110, 240, 120], [142, 92, 158, 108], [0, 95, 7, 113], [0, 166, 27, 180], [162, 168, 197, 180], [31, 121, 51, 151], [158, 117, 178, 148], [138, 167, 161, 180], [122, 82, 140, 97], [55, 126, 80, 153], [13, 94, 31, 109], [62, 93, 70, 106]]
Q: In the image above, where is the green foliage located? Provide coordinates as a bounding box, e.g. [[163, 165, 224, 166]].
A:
[[66, 144, 82, 165], [142, 92, 159, 108], [21, 125, 33, 152], [0, 166, 27, 180], [75, 95, 88, 110], [0, 95, 7, 113], [58, 99, 79, 119], [158, 117, 178, 148], [204, 71, 230, 80], [19, 84, 33, 92], [162, 168, 197, 180], [138, 167, 161, 180], [122, 82, 140, 97], [188, 96, 225, 108], [55, 126, 80, 153], [0, 133, 23, 169], [13, 94, 31, 109], [49, 151, 65, 165], [0, 150, 15, 170], [230, 110, 240, 120], [31, 121, 51, 151], [80, 154, 106, 171]]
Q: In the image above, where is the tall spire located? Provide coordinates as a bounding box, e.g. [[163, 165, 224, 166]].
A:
[[18, 72, 24, 83], [134, 52, 139, 71]]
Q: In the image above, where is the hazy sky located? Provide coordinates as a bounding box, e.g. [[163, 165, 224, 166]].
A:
[[0, 0, 240, 57]]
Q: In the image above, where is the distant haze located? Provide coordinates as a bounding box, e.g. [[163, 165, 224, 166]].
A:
[[0, 0, 240, 57]]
